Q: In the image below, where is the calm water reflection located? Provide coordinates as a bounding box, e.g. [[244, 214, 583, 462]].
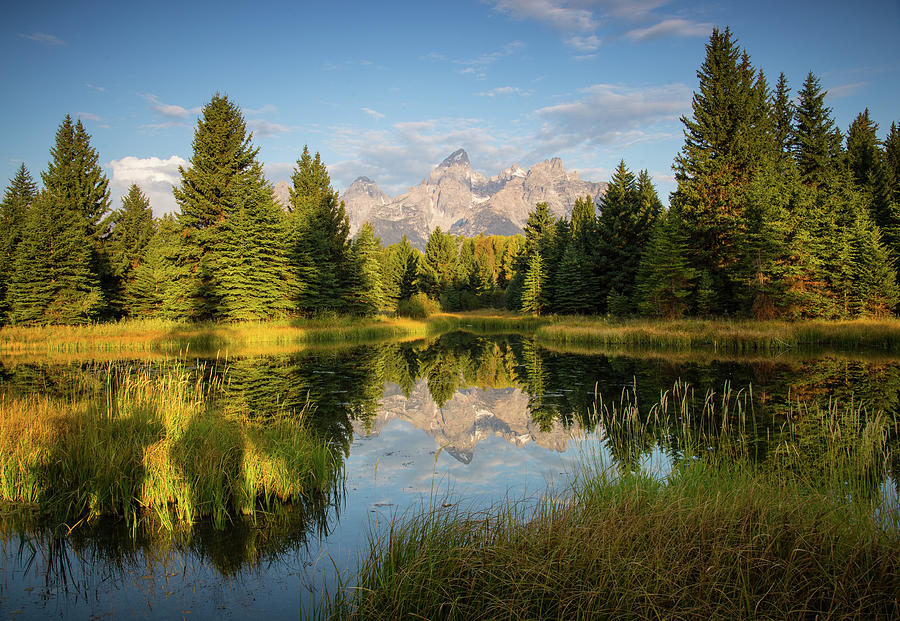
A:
[[2, 331, 899, 618]]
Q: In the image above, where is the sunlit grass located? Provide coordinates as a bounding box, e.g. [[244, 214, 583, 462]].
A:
[[0, 362, 341, 531]]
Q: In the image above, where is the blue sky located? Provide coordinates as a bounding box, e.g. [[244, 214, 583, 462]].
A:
[[2, 0, 898, 216]]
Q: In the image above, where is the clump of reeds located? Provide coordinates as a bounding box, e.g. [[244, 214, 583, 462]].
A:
[[534, 316, 900, 353], [320, 383, 900, 620], [0, 361, 341, 531]]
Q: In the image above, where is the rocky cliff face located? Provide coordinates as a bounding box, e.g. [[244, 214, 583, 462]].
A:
[[340, 149, 607, 247], [353, 380, 583, 463]]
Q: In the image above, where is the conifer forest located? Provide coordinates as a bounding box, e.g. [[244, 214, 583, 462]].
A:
[[2, 26, 899, 326]]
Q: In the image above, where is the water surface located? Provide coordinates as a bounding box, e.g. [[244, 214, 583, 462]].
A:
[[2, 331, 898, 618]]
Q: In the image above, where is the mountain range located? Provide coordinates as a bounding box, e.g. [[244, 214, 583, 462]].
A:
[[273, 149, 607, 248]]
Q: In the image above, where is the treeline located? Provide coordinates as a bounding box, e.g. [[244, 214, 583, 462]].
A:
[[0, 96, 521, 325], [510, 27, 900, 319], [2, 27, 899, 325]]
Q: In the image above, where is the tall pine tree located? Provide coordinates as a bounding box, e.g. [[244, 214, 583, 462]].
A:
[[0, 165, 38, 321], [288, 146, 351, 315]]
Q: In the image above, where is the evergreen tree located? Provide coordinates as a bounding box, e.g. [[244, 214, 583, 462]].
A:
[[171, 94, 254, 319], [126, 216, 180, 318], [217, 159, 292, 320], [508, 203, 557, 311], [8, 192, 102, 324], [8, 116, 111, 324], [846, 109, 880, 189], [419, 227, 457, 298], [346, 222, 385, 316], [43, 116, 114, 315], [288, 146, 351, 315], [106, 184, 155, 316], [772, 73, 794, 161], [0, 165, 38, 321], [520, 251, 545, 315], [794, 72, 841, 188], [635, 213, 698, 318], [597, 162, 658, 312], [383, 236, 421, 310], [671, 28, 772, 314]]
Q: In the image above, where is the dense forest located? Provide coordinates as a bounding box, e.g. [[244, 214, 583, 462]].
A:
[[1, 27, 899, 325]]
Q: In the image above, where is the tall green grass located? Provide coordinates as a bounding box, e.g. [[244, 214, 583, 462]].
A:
[[0, 362, 341, 531], [319, 383, 900, 619], [534, 317, 900, 353]]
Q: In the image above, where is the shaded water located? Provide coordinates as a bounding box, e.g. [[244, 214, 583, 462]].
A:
[[1, 331, 899, 618]]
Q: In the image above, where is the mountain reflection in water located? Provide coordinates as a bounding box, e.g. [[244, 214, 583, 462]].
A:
[[1, 330, 899, 617]]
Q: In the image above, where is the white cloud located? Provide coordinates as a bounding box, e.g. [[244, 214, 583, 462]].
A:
[[423, 40, 524, 80], [565, 34, 601, 51], [108, 155, 187, 217], [243, 104, 277, 115], [86, 83, 105, 92], [20, 32, 65, 46], [476, 86, 531, 97], [76, 112, 103, 122], [142, 94, 201, 120], [488, 1, 710, 48], [248, 119, 290, 137], [626, 18, 712, 41], [825, 81, 869, 98], [533, 82, 691, 152], [362, 107, 386, 120], [489, 0, 597, 32]]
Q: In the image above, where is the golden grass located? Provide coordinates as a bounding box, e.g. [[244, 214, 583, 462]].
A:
[[0, 362, 341, 530]]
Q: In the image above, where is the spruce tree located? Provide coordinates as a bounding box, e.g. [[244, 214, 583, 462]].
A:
[[107, 184, 155, 316], [419, 227, 458, 298], [217, 159, 292, 320], [8, 116, 110, 324], [772, 73, 794, 162], [635, 213, 698, 318], [597, 162, 658, 312], [8, 192, 102, 324], [794, 72, 841, 188], [0, 165, 38, 321], [126, 216, 180, 318], [346, 222, 385, 316], [846, 109, 880, 189], [288, 146, 351, 315], [671, 28, 772, 314], [520, 251, 545, 315], [171, 94, 288, 321]]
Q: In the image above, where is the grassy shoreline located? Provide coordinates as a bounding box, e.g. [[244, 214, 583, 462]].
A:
[[5, 313, 900, 357]]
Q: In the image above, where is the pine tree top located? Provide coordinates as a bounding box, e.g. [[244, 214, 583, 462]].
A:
[[174, 94, 258, 229]]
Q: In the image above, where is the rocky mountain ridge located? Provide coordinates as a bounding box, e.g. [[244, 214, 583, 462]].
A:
[[345, 150, 607, 247], [272, 149, 607, 248]]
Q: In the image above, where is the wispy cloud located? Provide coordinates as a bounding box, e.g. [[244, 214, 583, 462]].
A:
[[76, 112, 103, 122], [476, 86, 531, 97], [362, 107, 386, 120], [487, 0, 711, 48], [243, 104, 278, 115], [532, 82, 690, 153], [825, 81, 869, 98], [247, 119, 290, 137], [423, 41, 525, 80], [142, 94, 201, 120], [626, 18, 712, 41], [108, 155, 188, 216], [86, 83, 105, 93], [20, 32, 65, 46]]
